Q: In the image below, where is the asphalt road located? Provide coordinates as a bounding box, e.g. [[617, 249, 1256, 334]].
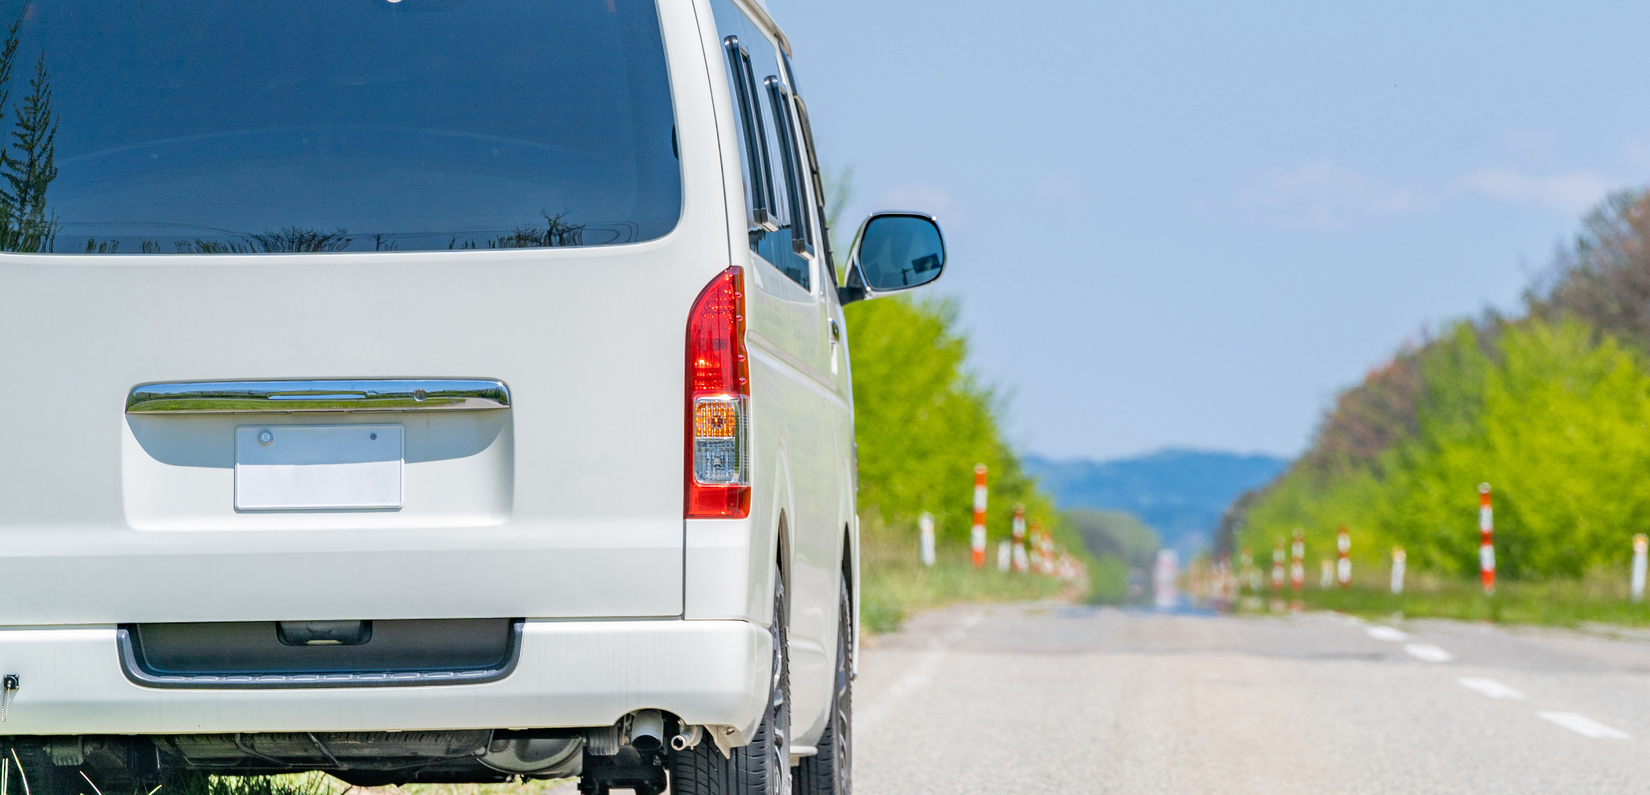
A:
[[853, 603, 1650, 794]]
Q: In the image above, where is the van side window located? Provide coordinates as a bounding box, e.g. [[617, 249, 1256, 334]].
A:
[[711, 0, 813, 290], [783, 53, 836, 285]]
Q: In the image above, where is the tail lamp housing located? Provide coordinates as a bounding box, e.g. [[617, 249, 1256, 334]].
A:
[[686, 266, 750, 518]]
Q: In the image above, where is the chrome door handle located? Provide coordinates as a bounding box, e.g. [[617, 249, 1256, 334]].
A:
[[126, 379, 511, 413], [829, 318, 841, 343]]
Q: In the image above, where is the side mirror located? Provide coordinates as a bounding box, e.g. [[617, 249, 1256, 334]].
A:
[[837, 212, 946, 305]]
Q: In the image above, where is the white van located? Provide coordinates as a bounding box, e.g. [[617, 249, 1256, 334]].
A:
[[0, 0, 945, 793]]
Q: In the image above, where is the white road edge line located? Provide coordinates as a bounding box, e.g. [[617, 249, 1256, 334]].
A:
[[1538, 711, 1629, 739], [1404, 642, 1454, 662], [1459, 677, 1525, 699], [1366, 626, 1409, 642]]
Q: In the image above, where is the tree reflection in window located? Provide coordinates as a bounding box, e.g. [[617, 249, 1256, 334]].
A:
[[0, 15, 62, 254], [173, 228, 352, 254]]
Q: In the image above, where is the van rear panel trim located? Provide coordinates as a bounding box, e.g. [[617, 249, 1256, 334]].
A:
[[117, 619, 522, 689]]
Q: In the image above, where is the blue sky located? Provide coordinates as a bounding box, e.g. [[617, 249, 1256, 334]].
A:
[[767, 0, 1650, 460]]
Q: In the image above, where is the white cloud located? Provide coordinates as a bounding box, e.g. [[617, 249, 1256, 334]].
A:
[[1240, 161, 1429, 230], [1453, 168, 1615, 215]]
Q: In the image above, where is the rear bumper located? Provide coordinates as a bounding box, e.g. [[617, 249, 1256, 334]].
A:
[[0, 619, 769, 737]]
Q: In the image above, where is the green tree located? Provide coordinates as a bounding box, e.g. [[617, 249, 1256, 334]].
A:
[[1242, 315, 1650, 581], [846, 295, 1057, 542]]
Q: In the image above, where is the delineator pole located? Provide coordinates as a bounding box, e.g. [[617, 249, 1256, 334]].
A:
[[1336, 525, 1352, 588], [1289, 530, 1305, 611], [1319, 560, 1332, 589], [1633, 534, 1648, 603], [1479, 483, 1495, 595], [970, 464, 987, 569], [1289, 530, 1305, 592], [1034, 519, 1053, 574], [1391, 546, 1406, 595], [1011, 503, 1029, 573], [1271, 539, 1285, 593], [918, 512, 936, 567]]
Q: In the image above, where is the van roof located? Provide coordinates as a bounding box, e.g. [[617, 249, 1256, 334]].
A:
[[728, 0, 792, 57]]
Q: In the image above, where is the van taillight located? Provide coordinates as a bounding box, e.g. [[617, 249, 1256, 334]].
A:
[[686, 266, 750, 518]]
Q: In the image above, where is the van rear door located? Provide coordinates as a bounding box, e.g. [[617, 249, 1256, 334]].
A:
[[0, 0, 727, 624]]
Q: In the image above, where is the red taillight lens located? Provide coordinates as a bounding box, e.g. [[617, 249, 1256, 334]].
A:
[[686, 266, 750, 518]]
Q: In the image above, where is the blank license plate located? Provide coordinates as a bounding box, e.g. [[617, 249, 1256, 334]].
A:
[[235, 425, 403, 511]]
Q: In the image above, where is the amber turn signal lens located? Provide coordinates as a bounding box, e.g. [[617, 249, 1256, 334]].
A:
[[694, 400, 739, 438]]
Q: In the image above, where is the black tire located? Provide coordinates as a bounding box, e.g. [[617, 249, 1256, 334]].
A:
[[794, 577, 851, 795], [670, 572, 791, 795]]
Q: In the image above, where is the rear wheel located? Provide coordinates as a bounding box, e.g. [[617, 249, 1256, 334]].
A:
[[669, 572, 791, 795], [794, 577, 851, 795]]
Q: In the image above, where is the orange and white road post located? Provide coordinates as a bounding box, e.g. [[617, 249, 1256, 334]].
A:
[[1633, 534, 1648, 603], [1319, 560, 1333, 589], [918, 512, 936, 567], [1011, 503, 1029, 573], [1336, 525, 1352, 587], [970, 464, 987, 569], [1271, 540, 1285, 593], [1391, 546, 1406, 595], [1479, 483, 1495, 595]]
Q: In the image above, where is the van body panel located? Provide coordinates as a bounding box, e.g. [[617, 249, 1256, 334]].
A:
[[697, 0, 850, 746], [0, 0, 880, 760]]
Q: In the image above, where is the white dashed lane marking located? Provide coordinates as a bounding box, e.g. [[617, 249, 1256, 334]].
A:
[[1361, 624, 1453, 661], [1404, 642, 1454, 662], [1366, 625, 1409, 642], [1459, 677, 1525, 699], [1538, 711, 1630, 739]]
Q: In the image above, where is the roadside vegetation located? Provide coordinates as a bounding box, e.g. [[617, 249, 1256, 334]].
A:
[[845, 294, 1088, 631], [1252, 571, 1650, 627], [1226, 189, 1650, 624], [858, 530, 1072, 633]]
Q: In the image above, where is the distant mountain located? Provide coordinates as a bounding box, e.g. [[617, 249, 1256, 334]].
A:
[[1024, 449, 1289, 555]]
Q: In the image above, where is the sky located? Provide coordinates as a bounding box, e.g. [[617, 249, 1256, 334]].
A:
[[763, 0, 1650, 461]]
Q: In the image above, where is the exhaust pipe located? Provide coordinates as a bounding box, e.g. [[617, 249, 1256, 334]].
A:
[[670, 724, 703, 751], [628, 709, 664, 753]]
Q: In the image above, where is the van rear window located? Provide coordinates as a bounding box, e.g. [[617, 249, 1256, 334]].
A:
[[0, 0, 680, 254]]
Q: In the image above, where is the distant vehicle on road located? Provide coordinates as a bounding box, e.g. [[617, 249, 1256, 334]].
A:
[[0, 1, 945, 793]]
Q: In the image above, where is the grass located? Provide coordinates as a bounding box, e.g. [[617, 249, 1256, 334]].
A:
[[1241, 569, 1650, 627], [162, 772, 345, 795], [158, 773, 572, 795], [373, 782, 570, 795], [860, 540, 1075, 633]]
